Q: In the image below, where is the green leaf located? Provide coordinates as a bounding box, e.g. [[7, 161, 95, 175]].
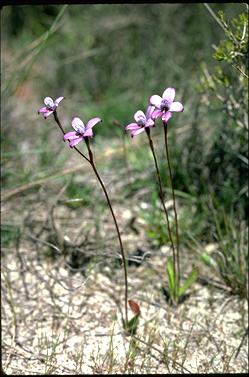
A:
[[166, 259, 176, 297], [178, 268, 198, 297], [200, 253, 217, 268], [124, 314, 140, 335]]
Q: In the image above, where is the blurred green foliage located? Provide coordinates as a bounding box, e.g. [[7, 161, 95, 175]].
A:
[[65, 178, 97, 208], [203, 197, 248, 298], [141, 191, 170, 247], [1, 223, 20, 248], [197, 5, 248, 217], [214, 10, 248, 70], [3, 4, 238, 132]]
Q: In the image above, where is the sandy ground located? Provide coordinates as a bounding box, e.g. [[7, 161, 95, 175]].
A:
[[2, 196, 248, 374]]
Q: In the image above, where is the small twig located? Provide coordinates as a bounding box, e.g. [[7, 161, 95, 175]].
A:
[[235, 326, 248, 359], [203, 3, 229, 35], [2, 271, 18, 369], [15, 227, 30, 300], [231, 64, 249, 79], [27, 232, 63, 255], [132, 335, 191, 373]]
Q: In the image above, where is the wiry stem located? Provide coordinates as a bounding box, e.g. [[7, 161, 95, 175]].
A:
[[53, 110, 128, 324], [145, 128, 177, 290], [163, 122, 180, 291], [53, 111, 65, 134], [84, 137, 128, 324]]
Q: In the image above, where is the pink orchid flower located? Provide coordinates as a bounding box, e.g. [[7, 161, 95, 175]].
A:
[[125, 105, 155, 138], [150, 88, 184, 123], [64, 116, 102, 148], [38, 96, 65, 119]]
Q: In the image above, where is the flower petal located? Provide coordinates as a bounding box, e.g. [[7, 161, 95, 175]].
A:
[[146, 105, 155, 119], [162, 111, 172, 123], [134, 110, 146, 123], [64, 131, 78, 141], [83, 128, 93, 137], [169, 101, 184, 112], [43, 110, 54, 118], [149, 95, 162, 109], [151, 110, 163, 120], [131, 127, 146, 137], [69, 137, 84, 148], [145, 118, 155, 128], [86, 117, 101, 130], [162, 88, 175, 103], [54, 96, 65, 106], [71, 117, 85, 133], [44, 97, 55, 108], [38, 106, 48, 114], [125, 123, 140, 131]]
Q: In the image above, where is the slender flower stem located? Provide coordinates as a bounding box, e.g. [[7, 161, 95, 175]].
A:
[[163, 122, 180, 291], [84, 137, 128, 324], [53, 111, 65, 134], [53, 110, 128, 323], [145, 128, 177, 285]]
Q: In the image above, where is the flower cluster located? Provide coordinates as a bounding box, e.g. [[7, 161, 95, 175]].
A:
[[38, 96, 101, 147], [125, 87, 184, 137], [38, 87, 183, 143]]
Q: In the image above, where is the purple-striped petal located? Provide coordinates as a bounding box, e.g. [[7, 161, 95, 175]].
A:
[[162, 111, 172, 123], [169, 101, 184, 112], [146, 105, 155, 120], [149, 95, 162, 109], [83, 128, 93, 138], [38, 106, 48, 114], [54, 96, 65, 106], [131, 127, 146, 137], [86, 117, 101, 130], [151, 109, 163, 120], [134, 110, 146, 124], [125, 123, 140, 131], [69, 137, 84, 148], [71, 117, 85, 133], [43, 110, 54, 118], [64, 131, 78, 141], [162, 88, 175, 103], [44, 97, 55, 108]]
